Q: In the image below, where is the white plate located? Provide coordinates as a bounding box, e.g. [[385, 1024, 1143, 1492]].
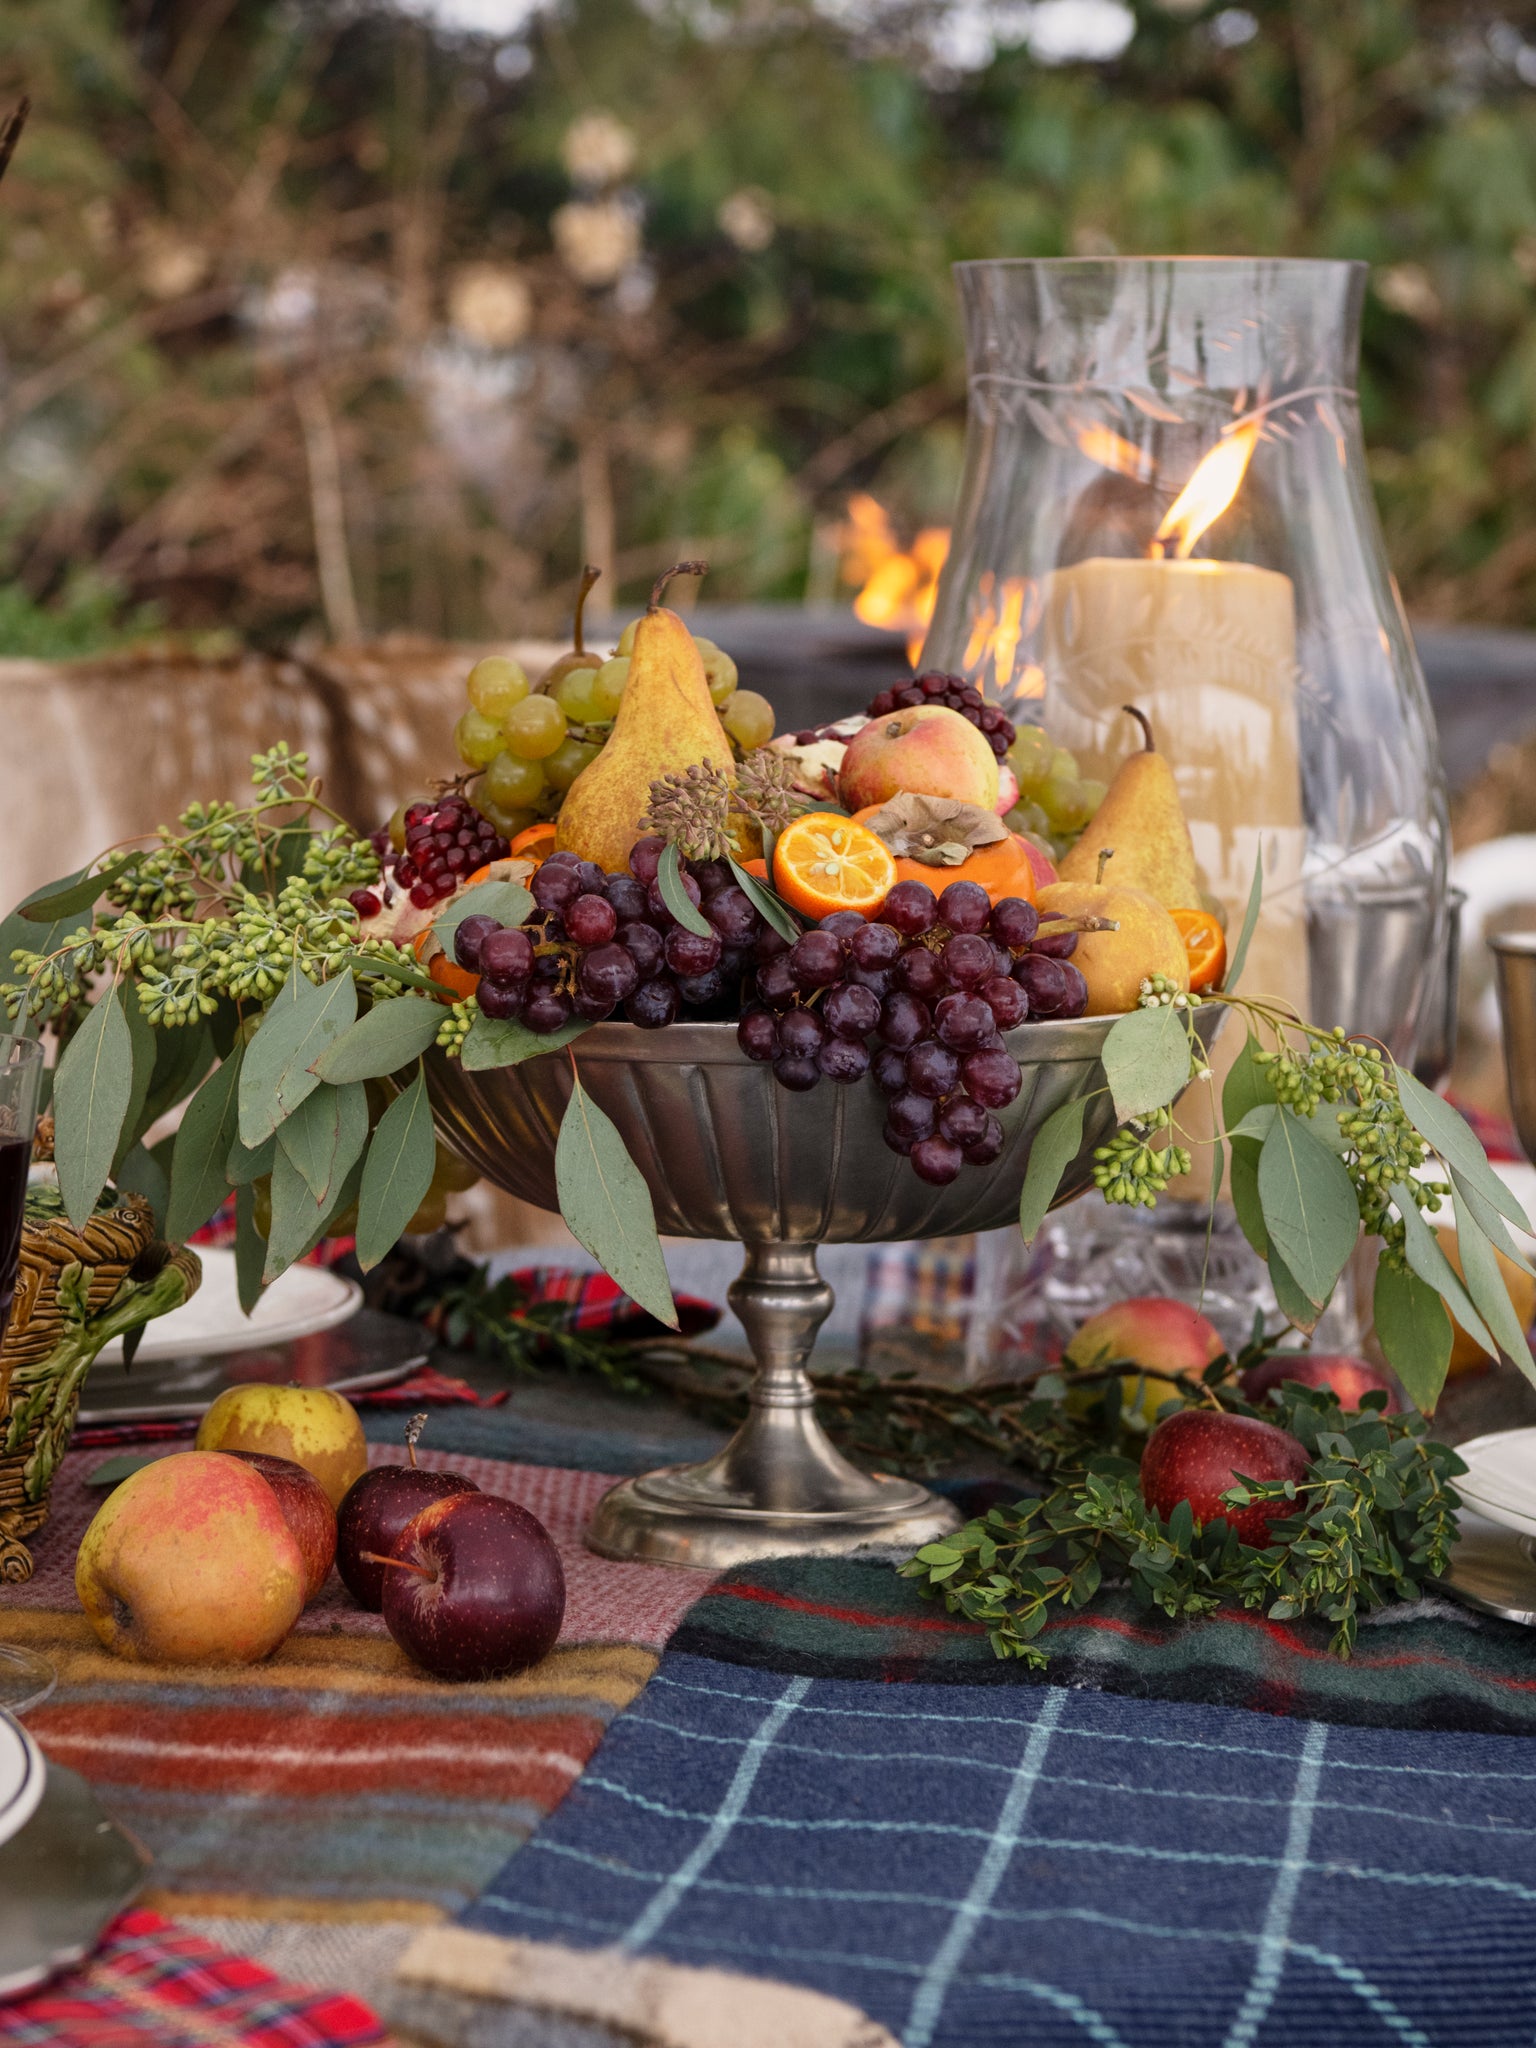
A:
[[96, 1248, 361, 1364], [0, 1717, 46, 1855], [1451, 1427, 1536, 1539]]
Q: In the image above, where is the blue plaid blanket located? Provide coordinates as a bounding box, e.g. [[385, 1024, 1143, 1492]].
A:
[[466, 1649, 1536, 2047]]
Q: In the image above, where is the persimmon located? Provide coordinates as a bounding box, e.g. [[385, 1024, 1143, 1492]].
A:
[[851, 807, 1038, 906]]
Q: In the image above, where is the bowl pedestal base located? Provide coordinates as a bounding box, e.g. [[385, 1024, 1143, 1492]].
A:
[[585, 1242, 963, 1570]]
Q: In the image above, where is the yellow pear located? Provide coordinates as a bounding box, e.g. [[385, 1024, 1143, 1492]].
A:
[[1037, 878, 1190, 1017], [555, 563, 735, 874], [1059, 706, 1201, 909]]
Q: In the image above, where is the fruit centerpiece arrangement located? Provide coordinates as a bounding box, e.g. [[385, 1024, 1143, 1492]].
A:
[[7, 561, 1533, 1640]]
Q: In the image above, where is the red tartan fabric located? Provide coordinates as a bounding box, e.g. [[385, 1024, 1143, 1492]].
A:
[[504, 1265, 721, 1341], [0, 1911, 385, 2047]]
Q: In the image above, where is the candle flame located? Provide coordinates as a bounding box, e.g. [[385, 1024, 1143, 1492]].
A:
[[1152, 423, 1259, 560], [839, 494, 948, 663]]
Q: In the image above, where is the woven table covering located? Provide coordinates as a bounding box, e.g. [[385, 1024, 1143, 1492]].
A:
[[452, 1645, 1536, 2048]]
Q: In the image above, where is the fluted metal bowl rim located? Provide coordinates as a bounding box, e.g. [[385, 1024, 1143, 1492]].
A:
[[496, 1009, 1134, 1066]]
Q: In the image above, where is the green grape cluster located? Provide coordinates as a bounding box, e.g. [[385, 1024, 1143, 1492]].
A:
[[451, 617, 770, 845], [1002, 724, 1107, 859], [1091, 1106, 1192, 1206]]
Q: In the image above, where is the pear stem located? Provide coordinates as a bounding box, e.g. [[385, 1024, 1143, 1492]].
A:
[[572, 564, 602, 654], [1095, 847, 1115, 885], [1123, 705, 1155, 752], [1036, 915, 1119, 937], [649, 560, 710, 612], [361, 1551, 434, 1581]]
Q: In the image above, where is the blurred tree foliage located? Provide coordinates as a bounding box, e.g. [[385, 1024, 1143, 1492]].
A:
[[2, 0, 1536, 646]]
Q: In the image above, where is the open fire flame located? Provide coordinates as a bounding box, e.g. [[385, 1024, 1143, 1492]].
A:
[[840, 426, 1259, 688]]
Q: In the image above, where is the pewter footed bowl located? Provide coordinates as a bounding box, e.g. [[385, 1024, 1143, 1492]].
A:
[[426, 1009, 1220, 1569]]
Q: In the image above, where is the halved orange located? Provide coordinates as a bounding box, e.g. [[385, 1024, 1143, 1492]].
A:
[[511, 821, 557, 862], [772, 812, 898, 921], [1170, 906, 1226, 992]]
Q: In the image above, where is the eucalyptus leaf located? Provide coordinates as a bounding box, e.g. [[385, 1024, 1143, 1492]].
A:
[[167, 1048, 243, 1242], [312, 998, 445, 1084], [277, 1079, 368, 1204], [1101, 1003, 1196, 1122], [114, 1139, 170, 1236], [1390, 1183, 1496, 1358], [334, 949, 440, 994], [1256, 1107, 1359, 1309], [1018, 1095, 1089, 1245], [140, 1017, 216, 1131], [1455, 1204, 1536, 1384], [1373, 1258, 1453, 1414], [1221, 1031, 1277, 1131], [238, 962, 357, 1147], [555, 1075, 677, 1330], [1395, 1068, 1534, 1235], [1228, 1138, 1269, 1260], [657, 841, 712, 938], [1228, 1104, 1279, 1144], [1224, 848, 1264, 994], [432, 879, 536, 952], [263, 1144, 366, 1286], [19, 854, 142, 923], [113, 986, 159, 1170], [462, 1011, 591, 1071], [1267, 1244, 1321, 1335], [726, 854, 800, 943], [1447, 1166, 1536, 1281], [54, 986, 134, 1226], [234, 1183, 266, 1315], [0, 868, 89, 1001], [226, 1128, 275, 1186], [355, 1067, 437, 1271]]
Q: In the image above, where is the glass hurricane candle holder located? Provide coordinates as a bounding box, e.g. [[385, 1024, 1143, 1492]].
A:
[[924, 260, 1450, 1366], [924, 256, 1449, 1057]]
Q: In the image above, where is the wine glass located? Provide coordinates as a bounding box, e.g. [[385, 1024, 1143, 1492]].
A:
[[0, 1036, 54, 1713]]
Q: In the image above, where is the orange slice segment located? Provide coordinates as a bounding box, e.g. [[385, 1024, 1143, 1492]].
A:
[[511, 821, 558, 862], [773, 812, 898, 920], [1170, 906, 1227, 992]]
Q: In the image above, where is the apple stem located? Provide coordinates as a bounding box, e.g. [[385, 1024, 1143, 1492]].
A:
[[404, 1411, 428, 1469], [649, 560, 710, 612], [361, 1551, 435, 1581]]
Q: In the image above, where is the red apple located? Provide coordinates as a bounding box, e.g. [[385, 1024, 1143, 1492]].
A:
[[1064, 1295, 1227, 1423], [1240, 1352, 1402, 1415], [1140, 1409, 1310, 1547], [225, 1450, 337, 1602], [839, 705, 1000, 812], [375, 1492, 565, 1681], [337, 1463, 480, 1611]]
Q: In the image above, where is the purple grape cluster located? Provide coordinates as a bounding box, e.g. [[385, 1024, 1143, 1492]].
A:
[[453, 836, 778, 1035], [354, 797, 511, 919], [864, 672, 1017, 760], [738, 876, 1087, 1188]]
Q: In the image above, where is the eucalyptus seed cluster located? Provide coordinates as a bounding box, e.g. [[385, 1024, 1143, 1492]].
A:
[[436, 997, 475, 1058], [734, 747, 812, 834], [640, 763, 735, 861], [1138, 974, 1201, 1010], [1092, 1105, 1193, 1206]]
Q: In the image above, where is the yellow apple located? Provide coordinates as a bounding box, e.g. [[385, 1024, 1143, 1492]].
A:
[[75, 1451, 306, 1665], [195, 1385, 368, 1510]]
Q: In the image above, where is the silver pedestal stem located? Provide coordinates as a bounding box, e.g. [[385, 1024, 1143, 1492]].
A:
[[586, 1242, 963, 1568]]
